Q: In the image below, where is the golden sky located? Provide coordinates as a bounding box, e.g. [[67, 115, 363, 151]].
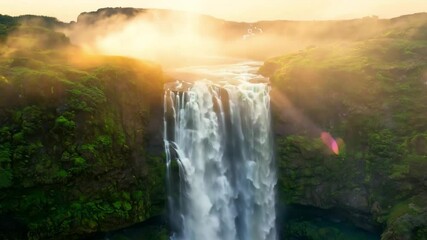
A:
[[1, 0, 426, 22]]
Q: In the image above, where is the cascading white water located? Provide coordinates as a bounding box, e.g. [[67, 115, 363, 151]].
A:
[[164, 63, 276, 240]]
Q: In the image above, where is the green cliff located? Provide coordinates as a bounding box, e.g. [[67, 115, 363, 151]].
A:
[[1, 9, 427, 240], [0, 15, 166, 239], [261, 14, 427, 240]]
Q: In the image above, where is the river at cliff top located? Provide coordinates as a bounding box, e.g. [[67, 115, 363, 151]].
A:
[[166, 60, 268, 86]]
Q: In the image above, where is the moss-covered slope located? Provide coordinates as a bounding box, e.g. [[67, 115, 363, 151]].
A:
[[261, 19, 427, 240], [0, 16, 166, 239]]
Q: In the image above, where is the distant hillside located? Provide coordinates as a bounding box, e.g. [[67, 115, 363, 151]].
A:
[[67, 8, 427, 60], [3, 9, 427, 60]]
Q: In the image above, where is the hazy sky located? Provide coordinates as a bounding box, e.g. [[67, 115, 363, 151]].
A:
[[1, 0, 426, 22]]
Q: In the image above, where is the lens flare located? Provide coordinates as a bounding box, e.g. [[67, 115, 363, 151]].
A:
[[321, 131, 339, 155]]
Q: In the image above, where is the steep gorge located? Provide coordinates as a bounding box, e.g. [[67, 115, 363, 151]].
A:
[[0, 10, 427, 240]]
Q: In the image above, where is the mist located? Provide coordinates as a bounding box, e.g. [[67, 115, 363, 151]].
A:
[[62, 8, 427, 68], [62, 9, 316, 67], [63, 9, 238, 67]]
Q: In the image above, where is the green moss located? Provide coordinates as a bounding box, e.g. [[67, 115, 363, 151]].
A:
[[266, 26, 427, 239], [12, 132, 25, 144], [381, 196, 427, 239], [0, 143, 11, 163], [0, 16, 165, 238], [73, 157, 86, 166], [97, 135, 112, 147], [0, 168, 13, 188], [55, 115, 76, 131]]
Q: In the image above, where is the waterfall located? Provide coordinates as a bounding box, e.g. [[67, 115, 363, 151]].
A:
[[164, 65, 276, 240]]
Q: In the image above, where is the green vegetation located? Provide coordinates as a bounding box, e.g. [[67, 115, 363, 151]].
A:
[[2, 9, 427, 240], [261, 14, 427, 240], [0, 15, 165, 239]]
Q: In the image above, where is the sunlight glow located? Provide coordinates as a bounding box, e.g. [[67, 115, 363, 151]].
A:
[[0, 0, 425, 22], [77, 11, 219, 66]]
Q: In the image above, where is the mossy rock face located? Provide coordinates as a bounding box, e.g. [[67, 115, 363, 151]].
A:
[[263, 18, 427, 239], [0, 16, 166, 239]]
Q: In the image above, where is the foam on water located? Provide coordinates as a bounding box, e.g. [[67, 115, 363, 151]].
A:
[[164, 63, 276, 240]]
